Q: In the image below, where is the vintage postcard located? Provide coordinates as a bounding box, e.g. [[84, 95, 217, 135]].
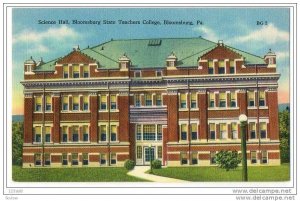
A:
[[1, 2, 298, 201]]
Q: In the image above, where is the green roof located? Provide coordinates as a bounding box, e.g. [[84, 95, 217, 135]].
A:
[[35, 37, 266, 71]]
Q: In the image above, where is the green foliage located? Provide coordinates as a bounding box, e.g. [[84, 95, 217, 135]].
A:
[[12, 122, 23, 166], [124, 159, 135, 170], [279, 109, 290, 163], [215, 150, 241, 171], [151, 159, 162, 169]]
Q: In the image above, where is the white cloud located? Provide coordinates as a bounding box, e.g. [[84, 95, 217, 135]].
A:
[[193, 26, 219, 42], [276, 51, 289, 59]]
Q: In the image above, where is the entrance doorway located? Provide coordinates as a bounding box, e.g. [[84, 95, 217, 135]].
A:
[[144, 147, 155, 165]]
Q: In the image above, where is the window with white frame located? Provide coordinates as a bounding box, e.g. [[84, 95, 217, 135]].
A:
[[134, 71, 141, 78], [248, 91, 255, 107], [210, 151, 216, 164], [209, 123, 216, 140], [191, 123, 197, 140], [219, 92, 226, 107], [259, 91, 266, 106], [34, 126, 41, 143], [83, 65, 89, 78], [137, 146, 142, 159], [218, 60, 225, 74], [110, 153, 117, 165], [73, 65, 79, 78], [156, 70, 162, 77], [180, 93, 187, 108], [134, 94, 141, 107], [72, 96, 79, 111], [190, 92, 197, 108], [110, 95, 117, 110], [192, 152, 198, 165], [45, 95, 52, 111], [181, 152, 188, 165], [63, 66, 68, 78], [231, 123, 238, 139], [145, 94, 152, 106], [72, 126, 79, 142], [44, 153, 51, 166], [249, 123, 256, 139], [62, 96, 69, 111], [209, 93, 215, 107], [100, 125, 107, 141], [251, 151, 257, 164], [83, 125, 89, 142], [35, 96, 42, 112], [110, 125, 117, 141], [157, 146, 162, 159], [143, 125, 156, 141], [136, 125, 142, 141], [180, 124, 187, 141], [34, 153, 42, 166], [260, 122, 267, 139], [100, 153, 106, 165], [83, 95, 89, 111], [262, 151, 268, 164], [208, 60, 214, 74], [220, 123, 227, 139], [156, 94, 162, 106], [71, 153, 79, 165], [230, 92, 237, 107], [157, 125, 162, 141], [100, 95, 107, 110], [229, 60, 235, 74], [45, 126, 51, 143], [61, 126, 68, 142], [82, 153, 89, 165], [62, 153, 68, 165]]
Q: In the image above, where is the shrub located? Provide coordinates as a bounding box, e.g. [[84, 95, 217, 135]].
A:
[[124, 159, 135, 170], [215, 150, 241, 171], [151, 159, 162, 169]]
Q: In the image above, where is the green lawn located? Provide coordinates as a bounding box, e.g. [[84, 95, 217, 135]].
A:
[[151, 164, 290, 182], [12, 166, 148, 182]]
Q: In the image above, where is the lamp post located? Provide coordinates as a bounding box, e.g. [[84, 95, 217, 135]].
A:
[[149, 144, 153, 173], [239, 114, 248, 182]]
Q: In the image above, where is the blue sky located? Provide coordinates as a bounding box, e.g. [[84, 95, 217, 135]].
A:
[[12, 7, 290, 114]]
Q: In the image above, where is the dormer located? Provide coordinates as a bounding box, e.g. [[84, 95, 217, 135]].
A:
[[118, 53, 130, 71], [24, 56, 36, 74], [166, 52, 177, 69], [264, 49, 276, 68]]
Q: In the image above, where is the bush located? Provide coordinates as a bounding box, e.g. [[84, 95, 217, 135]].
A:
[[124, 159, 135, 170], [151, 159, 162, 169], [215, 150, 241, 171]]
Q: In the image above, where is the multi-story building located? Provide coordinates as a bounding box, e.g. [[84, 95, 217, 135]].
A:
[[21, 37, 280, 167]]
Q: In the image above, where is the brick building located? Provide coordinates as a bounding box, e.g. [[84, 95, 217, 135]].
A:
[[21, 37, 280, 167]]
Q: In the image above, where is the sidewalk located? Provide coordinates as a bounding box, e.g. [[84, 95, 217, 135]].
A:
[[127, 166, 189, 182]]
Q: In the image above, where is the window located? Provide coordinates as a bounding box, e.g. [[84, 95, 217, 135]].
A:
[[248, 91, 255, 107], [260, 122, 267, 139], [34, 153, 42, 166], [230, 92, 236, 107], [251, 151, 257, 164], [220, 123, 227, 139], [219, 92, 226, 107], [111, 153, 117, 165], [62, 153, 68, 165], [83, 125, 89, 142], [45, 126, 51, 143], [62, 96, 69, 111], [82, 153, 89, 165], [134, 94, 141, 107], [209, 123, 216, 140], [71, 153, 79, 165], [110, 125, 117, 141], [249, 123, 256, 139], [100, 153, 106, 165], [44, 153, 51, 166], [145, 94, 152, 106], [229, 60, 235, 74], [191, 123, 197, 140], [167, 61, 175, 67], [72, 96, 79, 111], [210, 151, 216, 164], [143, 125, 156, 141], [180, 124, 187, 141], [45, 95, 51, 111], [181, 152, 188, 165], [137, 146, 142, 159], [156, 70, 162, 77], [156, 94, 162, 106], [262, 151, 268, 164], [209, 93, 215, 107], [63, 66, 68, 78], [259, 91, 265, 106], [100, 125, 107, 141], [110, 95, 117, 110], [72, 126, 79, 142], [208, 60, 214, 74], [157, 125, 162, 141], [136, 125, 142, 141], [134, 71, 141, 78], [83, 95, 89, 111], [192, 152, 198, 165], [218, 60, 225, 74], [83, 65, 89, 78], [180, 93, 187, 108], [100, 95, 107, 110], [35, 96, 42, 112], [231, 123, 238, 139], [61, 126, 68, 142], [73, 65, 79, 78], [191, 92, 197, 108], [157, 146, 162, 159], [34, 127, 41, 143]]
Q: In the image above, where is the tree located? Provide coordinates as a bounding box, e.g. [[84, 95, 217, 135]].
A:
[[12, 122, 23, 166], [279, 108, 290, 163], [215, 150, 241, 171]]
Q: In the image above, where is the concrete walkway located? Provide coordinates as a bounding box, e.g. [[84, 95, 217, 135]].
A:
[[127, 166, 189, 182]]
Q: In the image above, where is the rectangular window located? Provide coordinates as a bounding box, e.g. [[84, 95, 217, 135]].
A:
[[249, 123, 256, 139], [136, 125, 142, 141], [191, 92, 197, 108], [83, 95, 89, 111], [71, 153, 79, 165], [192, 152, 198, 165], [61, 126, 68, 142], [156, 70, 162, 77], [191, 123, 197, 140], [231, 123, 238, 139], [220, 123, 227, 139], [137, 146, 142, 159], [62, 153, 68, 165], [73, 65, 79, 78], [218, 60, 225, 74], [83, 125, 89, 142], [259, 91, 266, 106], [63, 66, 69, 78], [134, 71, 141, 78], [72, 126, 79, 142], [209, 93, 215, 107], [157, 146, 162, 159], [100, 153, 106, 165], [157, 125, 162, 141], [251, 151, 257, 164], [134, 94, 141, 107], [62, 96, 69, 111], [111, 125, 117, 141], [260, 122, 267, 139], [72, 96, 79, 111], [219, 92, 226, 107], [262, 151, 268, 164], [143, 125, 156, 141], [44, 153, 51, 166], [34, 127, 41, 143], [45, 126, 51, 143], [180, 93, 187, 108], [82, 153, 89, 165], [156, 94, 162, 106], [100, 125, 107, 141], [181, 152, 188, 165], [111, 153, 117, 165], [208, 60, 214, 74], [181, 124, 187, 141], [230, 92, 236, 107], [83, 65, 89, 78], [45, 95, 52, 111], [34, 153, 42, 166], [100, 95, 107, 110], [35, 96, 42, 112], [209, 123, 216, 140], [145, 94, 152, 106], [110, 95, 117, 110], [210, 151, 216, 164], [248, 91, 255, 107], [229, 60, 235, 74]]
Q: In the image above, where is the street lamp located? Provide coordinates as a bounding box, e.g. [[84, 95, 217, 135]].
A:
[[239, 114, 248, 182], [149, 144, 153, 174]]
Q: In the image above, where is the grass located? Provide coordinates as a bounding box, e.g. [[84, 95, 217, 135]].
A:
[[151, 164, 290, 182], [12, 166, 148, 182]]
